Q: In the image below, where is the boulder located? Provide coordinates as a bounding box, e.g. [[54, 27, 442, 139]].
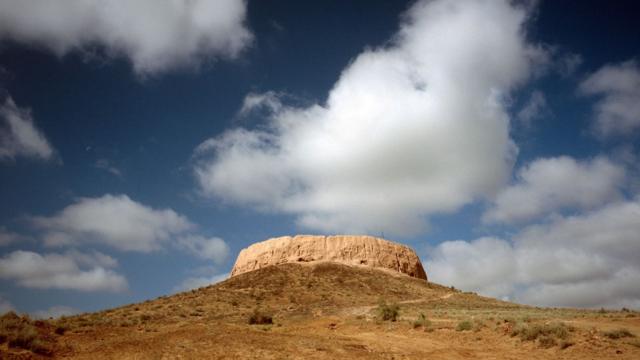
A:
[[230, 235, 427, 280]]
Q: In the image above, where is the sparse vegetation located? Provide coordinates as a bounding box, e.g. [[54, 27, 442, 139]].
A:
[[412, 313, 432, 330], [0, 312, 54, 356], [248, 308, 273, 325], [376, 300, 400, 322], [508, 321, 574, 348], [1, 262, 637, 358], [602, 328, 635, 339], [456, 319, 473, 331], [537, 335, 556, 348]]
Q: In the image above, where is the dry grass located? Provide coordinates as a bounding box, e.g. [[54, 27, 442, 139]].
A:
[[12, 262, 638, 359], [0, 311, 54, 356], [455, 319, 473, 331], [508, 321, 575, 348], [603, 328, 635, 339], [412, 313, 432, 330]]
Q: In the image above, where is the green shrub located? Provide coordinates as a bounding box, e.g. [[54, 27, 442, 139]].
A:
[[376, 300, 400, 322], [456, 319, 473, 331]]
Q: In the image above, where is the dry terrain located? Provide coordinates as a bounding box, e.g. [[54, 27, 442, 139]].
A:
[[2, 262, 639, 359]]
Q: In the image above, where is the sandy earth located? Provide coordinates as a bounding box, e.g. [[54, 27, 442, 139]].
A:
[[4, 262, 639, 359]]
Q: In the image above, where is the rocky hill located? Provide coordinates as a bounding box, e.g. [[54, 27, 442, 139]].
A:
[[3, 261, 639, 359], [231, 235, 428, 280]]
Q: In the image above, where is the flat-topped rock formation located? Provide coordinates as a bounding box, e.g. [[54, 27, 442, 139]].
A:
[[230, 235, 427, 280]]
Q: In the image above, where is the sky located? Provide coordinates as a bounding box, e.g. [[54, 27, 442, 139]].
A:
[[0, 0, 639, 318]]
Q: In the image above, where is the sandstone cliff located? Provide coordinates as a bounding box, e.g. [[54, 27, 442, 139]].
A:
[[230, 235, 427, 280]]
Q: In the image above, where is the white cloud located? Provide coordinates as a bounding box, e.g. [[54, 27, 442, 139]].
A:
[[0, 296, 15, 314], [32, 194, 194, 252], [557, 52, 582, 77], [0, 227, 25, 246], [177, 235, 229, 265], [427, 198, 640, 308], [238, 91, 285, 117], [94, 158, 122, 177], [0, 250, 128, 292], [0, 0, 252, 75], [484, 156, 626, 224], [427, 237, 517, 299], [29, 194, 231, 265], [580, 60, 640, 137], [516, 90, 550, 127], [0, 96, 54, 161], [32, 305, 80, 319], [175, 272, 228, 292], [194, 0, 544, 236]]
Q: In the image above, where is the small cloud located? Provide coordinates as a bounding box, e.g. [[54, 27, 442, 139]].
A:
[[94, 158, 122, 178], [483, 155, 626, 224], [176, 236, 230, 265], [579, 59, 640, 137], [0, 226, 26, 246], [0, 250, 128, 292], [31, 194, 194, 252], [27, 194, 230, 262], [557, 52, 583, 77], [237, 91, 284, 118], [516, 90, 551, 127], [0, 96, 56, 161]]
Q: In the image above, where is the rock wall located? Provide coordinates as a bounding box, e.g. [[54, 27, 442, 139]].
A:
[[230, 235, 427, 280]]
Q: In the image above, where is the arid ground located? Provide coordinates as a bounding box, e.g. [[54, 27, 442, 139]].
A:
[[2, 262, 639, 359]]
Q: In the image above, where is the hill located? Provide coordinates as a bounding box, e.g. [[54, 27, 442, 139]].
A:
[[2, 262, 639, 359]]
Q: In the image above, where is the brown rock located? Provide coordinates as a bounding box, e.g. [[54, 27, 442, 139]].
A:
[[230, 235, 427, 280]]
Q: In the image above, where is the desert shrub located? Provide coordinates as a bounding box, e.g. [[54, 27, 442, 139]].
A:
[[54, 325, 66, 335], [603, 328, 635, 339], [1, 312, 23, 343], [0, 312, 53, 355], [538, 335, 557, 348], [9, 326, 38, 348], [376, 300, 399, 322], [509, 322, 573, 347], [248, 308, 273, 325], [412, 313, 431, 329], [456, 319, 473, 331]]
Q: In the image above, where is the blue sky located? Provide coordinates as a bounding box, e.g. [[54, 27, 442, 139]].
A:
[[0, 0, 639, 317]]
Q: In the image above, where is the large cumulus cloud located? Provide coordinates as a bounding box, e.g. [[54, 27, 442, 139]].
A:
[[194, 0, 544, 235]]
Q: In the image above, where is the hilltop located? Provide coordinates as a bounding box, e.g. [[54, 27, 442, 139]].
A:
[[2, 261, 639, 359]]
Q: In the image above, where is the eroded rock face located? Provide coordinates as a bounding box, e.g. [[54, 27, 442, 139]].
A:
[[230, 235, 427, 280]]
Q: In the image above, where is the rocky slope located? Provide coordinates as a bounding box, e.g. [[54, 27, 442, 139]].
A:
[[230, 235, 428, 280]]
